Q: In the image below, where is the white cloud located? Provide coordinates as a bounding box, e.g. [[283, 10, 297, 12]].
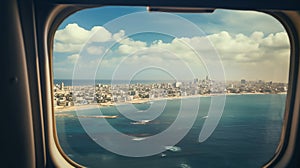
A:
[[89, 26, 112, 42], [202, 31, 290, 63], [86, 45, 104, 55], [118, 44, 138, 54], [67, 54, 79, 64], [109, 30, 289, 67], [103, 30, 290, 81], [54, 42, 83, 53], [54, 23, 114, 53], [260, 32, 290, 48], [117, 38, 147, 54], [55, 23, 90, 44], [54, 23, 290, 82], [250, 31, 264, 41], [113, 30, 126, 41]]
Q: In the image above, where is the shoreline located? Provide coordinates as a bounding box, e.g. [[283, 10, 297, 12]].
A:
[[54, 92, 286, 113]]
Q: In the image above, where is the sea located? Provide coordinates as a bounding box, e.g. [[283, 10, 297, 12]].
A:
[[56, 94, 286, 168]]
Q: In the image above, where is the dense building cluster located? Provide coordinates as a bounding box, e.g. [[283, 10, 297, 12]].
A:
[[53, 78, 288, 107]]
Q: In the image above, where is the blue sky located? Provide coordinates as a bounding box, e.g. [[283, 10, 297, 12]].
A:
[[53, 6, 290, 82]]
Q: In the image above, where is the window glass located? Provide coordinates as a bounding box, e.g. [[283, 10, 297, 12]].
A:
[[53, 7, 290, 168]]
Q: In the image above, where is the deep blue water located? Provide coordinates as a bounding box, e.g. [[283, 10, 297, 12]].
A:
[[56, 94, 286, 168]]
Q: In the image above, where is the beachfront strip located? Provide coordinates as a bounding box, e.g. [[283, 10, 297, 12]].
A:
[[53, 78, 288, 110]]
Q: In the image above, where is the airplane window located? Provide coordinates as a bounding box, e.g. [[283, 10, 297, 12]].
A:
[[52, 6, 290, 168]]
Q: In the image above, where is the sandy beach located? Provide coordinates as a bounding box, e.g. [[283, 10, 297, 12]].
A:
[[54, 95, 204, 112]]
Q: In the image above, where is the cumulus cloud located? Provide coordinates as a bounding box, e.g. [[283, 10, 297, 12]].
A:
[[113, 30, 126, 41], [54, 42, 83, 53], [205, 31, 289, 62], [89, 26, 112, 42], [260, 32, 290, 49], [55, 23, 90, 44], [117, 38, 147, 54], [105, 30, 289, 81], [54, 23, 114, 53], [114, 31, 289, 65], [86, 45, 105, 55], [67, 54, 80, 64], [54, 23, 290, 82]]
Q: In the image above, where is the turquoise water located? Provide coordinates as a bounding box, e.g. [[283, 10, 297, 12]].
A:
[[56, 94, 286, 168]]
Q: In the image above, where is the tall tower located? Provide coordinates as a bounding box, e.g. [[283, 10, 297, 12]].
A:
[[61, 82, 64, 91], [241, 79, 246, 85]]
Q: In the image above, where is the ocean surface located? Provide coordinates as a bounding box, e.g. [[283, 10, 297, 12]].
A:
[[56, 94, 286, 168]]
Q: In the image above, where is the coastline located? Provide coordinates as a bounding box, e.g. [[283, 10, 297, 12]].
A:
[[54, 92, 286, 113]]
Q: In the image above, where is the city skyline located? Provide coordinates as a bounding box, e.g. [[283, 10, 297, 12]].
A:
[[52, 78, 285, 84], [53, 77, 287, 110], [53, 7, 290, 82]]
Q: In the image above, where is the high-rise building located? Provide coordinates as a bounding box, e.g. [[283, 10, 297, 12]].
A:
[[175, 82, 182, 88], [61, 82, 64, 91]]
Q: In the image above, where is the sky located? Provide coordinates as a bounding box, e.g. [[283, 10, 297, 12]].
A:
[[53, 6, 290, 83]]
